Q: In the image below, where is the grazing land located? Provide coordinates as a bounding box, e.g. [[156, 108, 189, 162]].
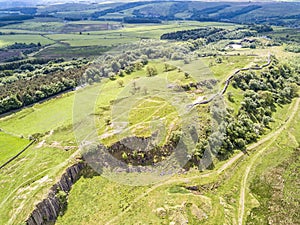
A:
[[0, 1, 299, 225]]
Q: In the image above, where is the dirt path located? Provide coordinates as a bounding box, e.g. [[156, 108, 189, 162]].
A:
[[237, 97, 300, 225], [106, 97, 299, 225], [190, 54, 271, 107]]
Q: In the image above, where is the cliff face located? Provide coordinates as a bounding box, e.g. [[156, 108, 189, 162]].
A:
[[26, 135, 181, 224], [26, 163, 85, 225]]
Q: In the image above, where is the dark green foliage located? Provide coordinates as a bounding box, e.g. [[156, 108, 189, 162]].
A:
[[215, 5, 262, 20], [234, 60, 299, 104], [0, 7, 37, 15], [19, 63, 35, 72], [161, 27, 256, 43], [56, 190, 68, 216], [146, 65, 158, 76], [123, 17, 161, 24], [219, 59, 299, 155], [190, 4, 230, 21], [161, 27, 223, 41], [0, 43, 44, 63], [248, 24, 273, 33], [91, 2, 152, 18], [189, 58, 299, 164], [0, 15, 34, 21], [7, 42, 41, 50], [0, 58, 51, 71], [0, 62, 86, 114], [0, 43, 159, 114]]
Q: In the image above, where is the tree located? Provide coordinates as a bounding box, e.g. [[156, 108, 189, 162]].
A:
[[184, 72, 190, 79], [125, 65, 134, 74], [227, 92, 234, 102], [146, 65, 158, 77], [111, 61, 121, 73], [29, 133, 43, 141], [88, 78, 93, 85], [215, 57, 222, 64], [135, 61, 143, 71], [20, 63, 35, 72], [118, 69, 124, 77], [235, 138, 246, 151], [164, 63, 170, 72], [108, 72, 116, 80], [122, 152, 128, 160], [140, 55, 148, 65], [117, 80, 124, 87]]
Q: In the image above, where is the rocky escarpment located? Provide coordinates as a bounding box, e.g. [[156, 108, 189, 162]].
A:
[[108, 133, 178, 166], [26, 134, 182, 224], [26, 163, 85, 225]]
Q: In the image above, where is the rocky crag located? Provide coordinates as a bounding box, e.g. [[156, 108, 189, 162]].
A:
[[26, 163, 85, 225]]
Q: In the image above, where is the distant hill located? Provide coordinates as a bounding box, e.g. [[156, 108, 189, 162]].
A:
[[0, 1, 299, 27]]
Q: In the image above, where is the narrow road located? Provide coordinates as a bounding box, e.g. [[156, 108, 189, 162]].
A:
[[237, 97, 300, 225]]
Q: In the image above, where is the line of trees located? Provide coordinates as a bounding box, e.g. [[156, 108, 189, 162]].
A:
[[161, 27, 256, 43], [0, 39, 199, 114], [0, 66, 86, 114]]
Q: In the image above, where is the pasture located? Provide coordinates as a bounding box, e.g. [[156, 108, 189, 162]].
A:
[[0, 144, 76, 225], [0, 132, 29, 165], [0, 10, 299, 224], [0, 34, 55, 46], [44, 22, 237, 47], [56, 91, 300, 225]]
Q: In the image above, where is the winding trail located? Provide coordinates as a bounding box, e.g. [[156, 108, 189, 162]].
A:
[[190, 54, 271, 107], [106, 96, 299, 225], [237, 97, 300, 225]]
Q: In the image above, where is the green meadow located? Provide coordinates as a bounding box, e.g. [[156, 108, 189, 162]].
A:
[[0, 34, 55, 46], [0, 132, 30, 165], [0, 3, 299, 223]]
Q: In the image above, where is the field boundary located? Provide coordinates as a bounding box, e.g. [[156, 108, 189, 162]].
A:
[[0, 140, 35, 170]]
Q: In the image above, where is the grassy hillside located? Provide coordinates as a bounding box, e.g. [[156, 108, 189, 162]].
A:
[[0, 132, 29, 165], [0, 8, 299, 225], [56, 88, 300, 225]]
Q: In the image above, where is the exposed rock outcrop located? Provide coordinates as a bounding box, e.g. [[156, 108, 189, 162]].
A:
[[26, 163, 85, 225]]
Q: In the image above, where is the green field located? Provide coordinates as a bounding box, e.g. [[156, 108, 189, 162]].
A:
[[0, 144, 76, 225], [0, 132, 29, 165], [54, 95, 300, 225], [0, 21, 241, 59], [0, 51, 298, 224], [0, 40, 6, 48], [0, 34, 55, 46], [0, 93, 75, 137], [2, 21, 64, 33], [44, 22, 238, 47], [0, 5, 299, 224], [246, 109, 300, 224]]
